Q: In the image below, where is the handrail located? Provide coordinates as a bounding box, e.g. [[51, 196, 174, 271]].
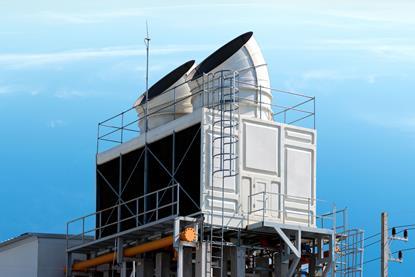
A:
[[96, 70, 316, 153], [247, 191, 336, 229], [66, 183, 200, 249]]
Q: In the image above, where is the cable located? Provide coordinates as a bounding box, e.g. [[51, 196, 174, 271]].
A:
[[392, 247, 415, 255], [363, 256, 381, 265], [364, 239, 381, 248]]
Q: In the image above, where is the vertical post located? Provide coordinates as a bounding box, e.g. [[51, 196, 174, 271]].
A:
[[183, 247, 193, 277], [118, 154, 122, 233], [144, 24, 151, 224], [231, 247, 245, 277], [172, 131, 176, 216], [96, 123, 100, 154], [66, 252, 72, 277], [99, 212, 102, 238], [155, 252, 171, 277], [313, 97, 316, 129], [381, 212, 389, 277], [177, 244, 184, 277], [120, 261, 127, 277], [66, 223, 69, 249], [136, 198, 139, 227], [82, 218, 85, 242], [174, 87, 176, 120], [259, 85, 262, 119], [177, 184, 180, 215], [156, 191, 159, 220], [120, 112, 124, 144], [307, 198, 311, 227]]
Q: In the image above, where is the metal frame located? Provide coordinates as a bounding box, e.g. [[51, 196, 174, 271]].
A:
[[96, 75, 316, 153], [66, 70, 364, 277]]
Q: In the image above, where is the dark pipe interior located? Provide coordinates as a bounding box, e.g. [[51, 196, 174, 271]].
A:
[[138, 60, 195, 105], [190, 31, 253, 80]]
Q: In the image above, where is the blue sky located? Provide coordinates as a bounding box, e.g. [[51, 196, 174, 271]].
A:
[[1, 0, 415, 275]]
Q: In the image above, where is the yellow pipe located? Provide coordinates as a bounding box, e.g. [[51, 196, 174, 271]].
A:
[[72, 228, 196, 271]]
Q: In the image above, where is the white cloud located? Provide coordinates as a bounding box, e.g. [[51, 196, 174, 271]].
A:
[[302, 69, 377, 83], [301, 38, 415, 62], [359, 113, 415, 133], [49, 120, 65, 128], [303, 70, 343, 81], [325, 5, 415, 26], [0, 44, 211, 69], [0, 86, 13, 95], [25, 3, 266, 24], [0, 84, 40, 96], [35, 10, 145, 24], [54, 90, 85, 99]]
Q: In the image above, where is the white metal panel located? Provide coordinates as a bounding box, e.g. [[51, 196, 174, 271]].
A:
[[283, 126, 316, 225], [239, 117, 316, 227], [285, 146, 313, 199], [250, 179, 266, 217], [269, 181, 281, 219], [243, 121, 280, 175], [201, 110, 316, 228]]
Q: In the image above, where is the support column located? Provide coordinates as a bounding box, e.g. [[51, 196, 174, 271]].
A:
[[196, 242, 208, 276], [222, 247, 229, 277], [183, 247, 193, 277], [230, 247, 245, 277], [274, 245, 289, 277], [155, 252, 171, 277], [177, 244, 184, 277], [137, 256, 154, 277], [120, 261, 127, 277], [66, 252, 72, 277]]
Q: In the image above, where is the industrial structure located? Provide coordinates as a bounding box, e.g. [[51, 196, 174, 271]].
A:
[[64, 32, 364, 276], [0, 233, 87, 277]]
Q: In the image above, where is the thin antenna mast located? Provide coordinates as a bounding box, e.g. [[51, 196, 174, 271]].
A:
[[144, 21, 150, 132], [143, 21, 150, 223]]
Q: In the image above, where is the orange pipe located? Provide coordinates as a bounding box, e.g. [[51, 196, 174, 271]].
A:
[[72, 227, 197, 272], [72, 236, 173, 271]]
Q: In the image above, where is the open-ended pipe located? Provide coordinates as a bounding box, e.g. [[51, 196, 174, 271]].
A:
[[71, 227, 196, 271], [134, 60, 196, 130], [188, 31, 272, 120]]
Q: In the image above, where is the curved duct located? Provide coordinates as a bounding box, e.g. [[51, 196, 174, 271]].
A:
[[188, 32, 272, 120], [134, 60, 196, 130]]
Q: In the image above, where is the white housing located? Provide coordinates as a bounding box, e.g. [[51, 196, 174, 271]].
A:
[[189, 32, 272, 120], [134, 60, 195, 130]]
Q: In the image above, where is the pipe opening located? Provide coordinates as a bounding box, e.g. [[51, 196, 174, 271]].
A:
[[190, 31, 253, 80], [139, 60, 195, 105]]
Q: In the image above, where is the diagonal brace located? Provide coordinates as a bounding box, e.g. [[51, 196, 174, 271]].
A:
[[274, 227, 301, 258]]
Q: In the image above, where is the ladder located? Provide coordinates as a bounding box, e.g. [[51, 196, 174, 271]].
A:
[[206, 70, 239, 276], [205, 71, 239, 277]]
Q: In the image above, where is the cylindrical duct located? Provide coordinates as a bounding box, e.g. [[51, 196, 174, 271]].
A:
[[134, 60, 195, 130], [188, 32, 272, 120]]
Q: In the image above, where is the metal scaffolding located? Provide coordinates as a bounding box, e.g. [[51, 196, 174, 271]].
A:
[[66, 71, 362, 277]]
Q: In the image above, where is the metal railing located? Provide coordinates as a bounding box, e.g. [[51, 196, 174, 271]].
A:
[[336, 228, 365, 277], [96, 72, 315, 153], [66, 183, 199, 249], [247, 191, 337, 230]]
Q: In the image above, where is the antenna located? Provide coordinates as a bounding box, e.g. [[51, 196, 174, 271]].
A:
[[143, 21, 150, 223], [144, 20, 150, 132]]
